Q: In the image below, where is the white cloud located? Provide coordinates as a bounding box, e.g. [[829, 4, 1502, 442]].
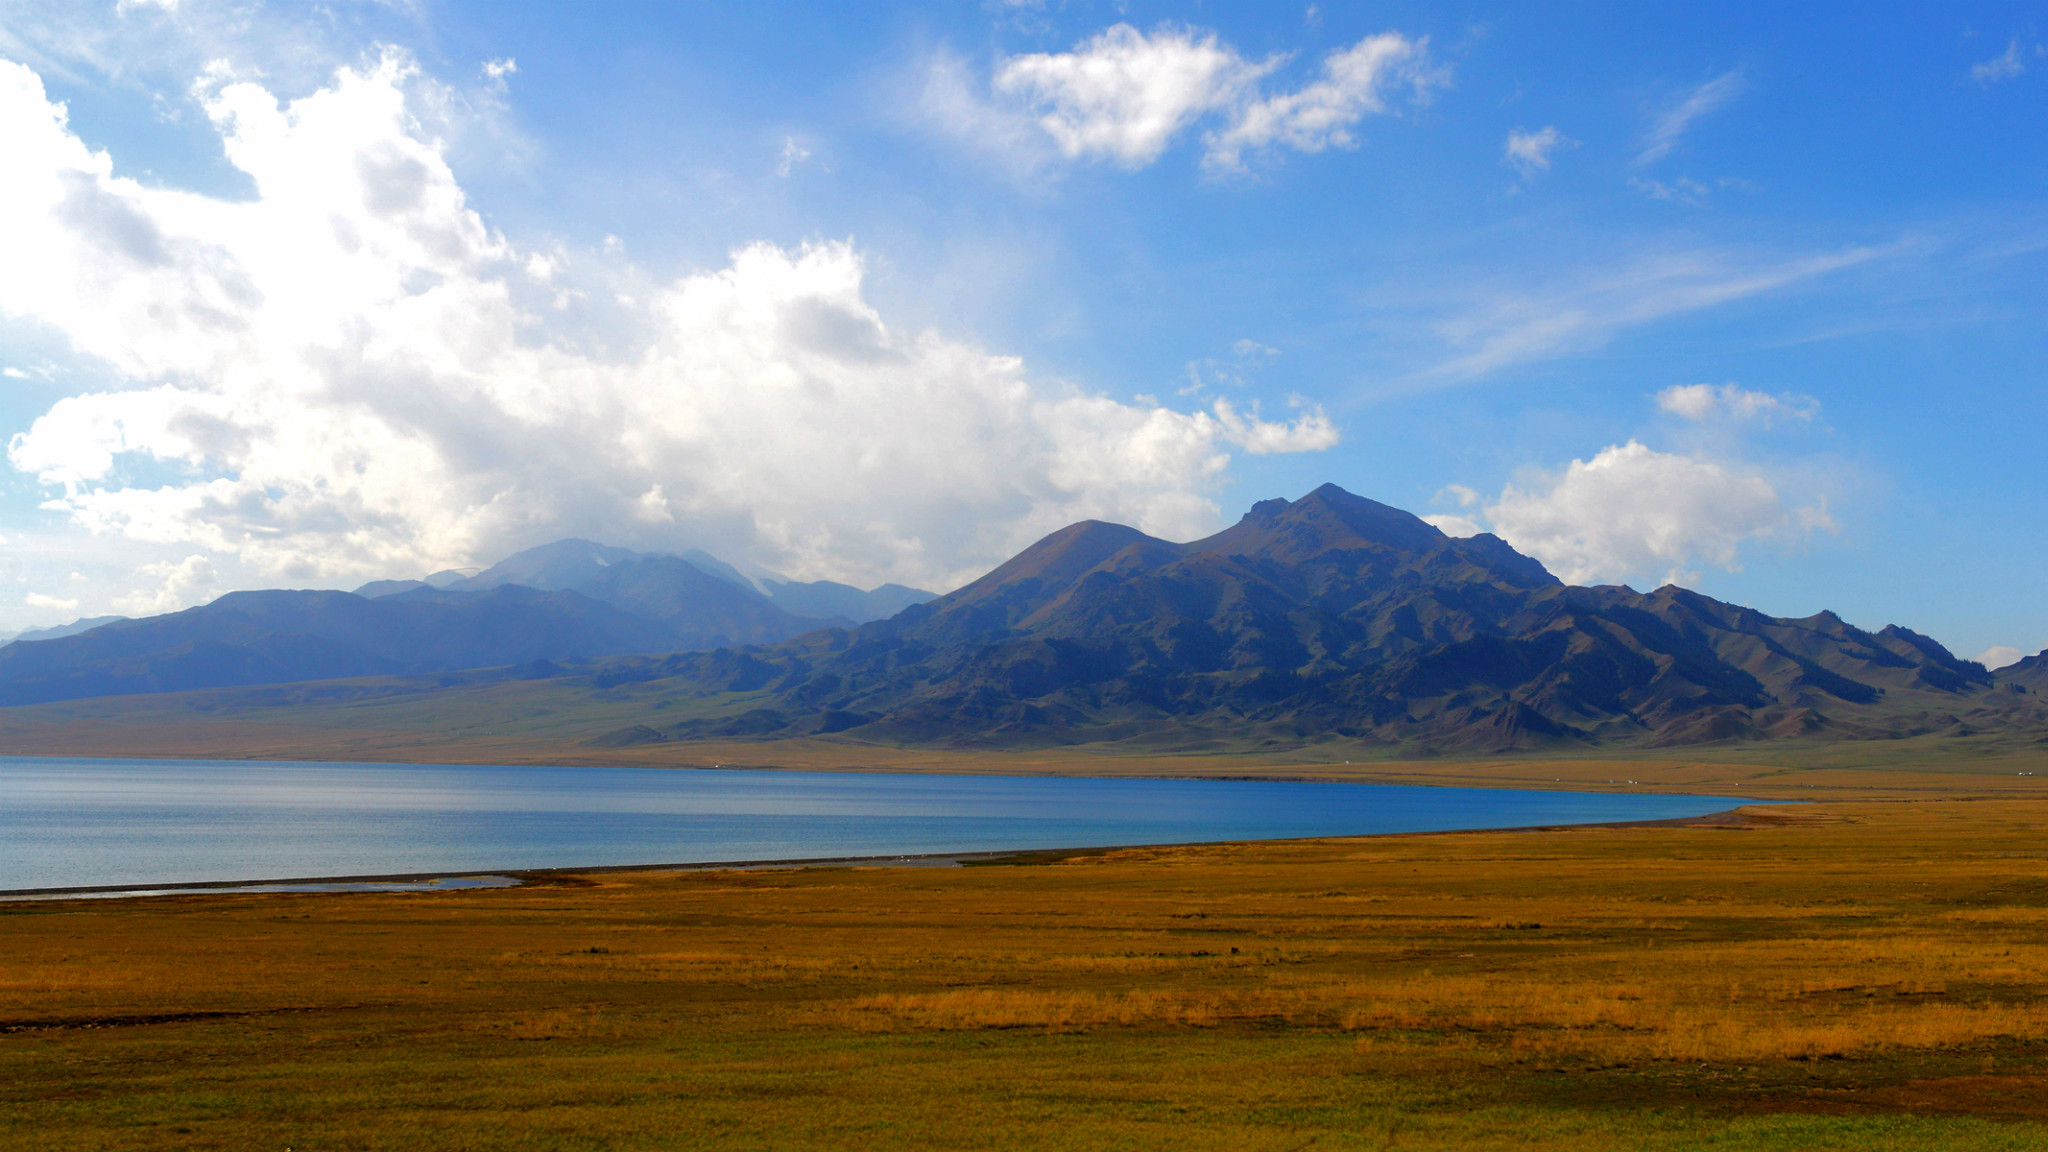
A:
[[917, 47, 1061, 177], [1209, 397, 1339, 454], [1971, 40, 2027, 84], [111, 554, 216, 615], [1421, 513, 1484, 538], [1628, 174, 1711, 205], [995, 24, 1270, 168], [23, 591, 78, 611], [1203, 31, 1442, 171], [482, 57, 517, 80], [1503, 125, 1568, 178], [1656, 383, 1818, 425], [1422, 483, 1483, 537], [1470, 441, 1833, 586], [1638, 71, 1744, 165], [979, 23, 1437, 172], [0, 54, 1338, 601], [777, 135, 811, 177], [1976, 645, 2025, 670]]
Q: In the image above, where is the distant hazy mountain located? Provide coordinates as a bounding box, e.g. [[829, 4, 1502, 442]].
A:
[[358, 539, 935, 627], [584, 484, 2042, 752], [760, 578, 936, 623], [353, 580, 432, 598], [1, 615, 129, 645], [0, 586, 666, 707], [0, 540, 937, 707]]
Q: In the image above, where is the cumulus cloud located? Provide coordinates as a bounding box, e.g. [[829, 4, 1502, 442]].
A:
[[1503, 125, 1568, 178], [1656, 383, 1818, 425], [0, 53, 1338, 603], [979, 23, 1438, 172], [995, 24, 1269, 168], [113, 554, 216, 615], [1455, 441, 1833, 586], [1638, 71, 1744, 165], [1975, 645, 2025, 670]]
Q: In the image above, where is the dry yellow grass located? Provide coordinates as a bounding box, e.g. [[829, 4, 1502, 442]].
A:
[[5, 795, 2048, 1148]]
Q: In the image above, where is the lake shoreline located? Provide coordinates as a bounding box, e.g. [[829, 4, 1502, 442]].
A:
[[0, 802, 1773, 900]]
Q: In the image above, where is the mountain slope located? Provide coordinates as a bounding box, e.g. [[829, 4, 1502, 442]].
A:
[[447, 540, 877, 642], [2, 615, 130, 645], [1997, 650, 2048, 693], [761, 578, 935, 624], [0, 538, 939, 707], [0, 586, 677, 707], [583, 485, 2030, 752]]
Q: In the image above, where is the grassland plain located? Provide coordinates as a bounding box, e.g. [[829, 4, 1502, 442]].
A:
[[5, 783, 2048, 1150]]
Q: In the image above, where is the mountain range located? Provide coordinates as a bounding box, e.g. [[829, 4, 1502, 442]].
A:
[[567, 485, 2046, 752], [0, 485, 2039, 753], [0, 541, 933, 708]]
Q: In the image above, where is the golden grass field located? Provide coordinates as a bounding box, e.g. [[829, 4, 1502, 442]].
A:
[[6, 772, 2048, 1149]]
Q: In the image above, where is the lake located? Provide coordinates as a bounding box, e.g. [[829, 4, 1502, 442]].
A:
[[0, 756, 1759, 893]]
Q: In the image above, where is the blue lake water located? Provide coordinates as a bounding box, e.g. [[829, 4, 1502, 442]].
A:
[[0, 757, 1759, 893]]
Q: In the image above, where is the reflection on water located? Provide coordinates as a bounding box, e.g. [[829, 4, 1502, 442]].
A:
[[1, 757, 1757, 893]]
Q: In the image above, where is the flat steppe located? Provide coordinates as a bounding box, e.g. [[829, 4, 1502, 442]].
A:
[[5, 740, 2048, 1149]]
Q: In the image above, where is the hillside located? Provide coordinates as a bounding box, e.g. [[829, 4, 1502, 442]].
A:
[[0, 541, 933, 708], [0, 586, 673, 707], [0, 486, 2036, 753], [574, 485, 2044, 752]]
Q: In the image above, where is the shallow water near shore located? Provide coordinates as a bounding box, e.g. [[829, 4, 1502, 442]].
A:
[[1, 756, 1757, 892]]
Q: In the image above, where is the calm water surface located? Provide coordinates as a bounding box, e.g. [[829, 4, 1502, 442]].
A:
[[1, 757, 1758, 892]]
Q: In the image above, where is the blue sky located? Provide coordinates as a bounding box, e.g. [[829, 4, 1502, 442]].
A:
[[0, 1, 2042, 665]]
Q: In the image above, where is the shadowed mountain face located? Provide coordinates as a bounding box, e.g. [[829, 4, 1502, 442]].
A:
[[590, 485, 2036, 751], [0, 488, 2033, 751]]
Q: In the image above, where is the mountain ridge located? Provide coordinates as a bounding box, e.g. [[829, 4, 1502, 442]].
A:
[[0, 486, 2037, 754], [0, 541, 935, 708], [570, 486, 2038, 753]]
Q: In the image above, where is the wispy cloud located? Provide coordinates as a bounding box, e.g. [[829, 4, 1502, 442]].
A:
[[1656, 383, 1818, 425], [1637, 71, 1744, 165], [1202, 31, 1447, 171], [1424, 244, 1883, 380], [1503, 125, 1569, 179], [776, 135, 811, 177], [1970, 39, 2031, 84]]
